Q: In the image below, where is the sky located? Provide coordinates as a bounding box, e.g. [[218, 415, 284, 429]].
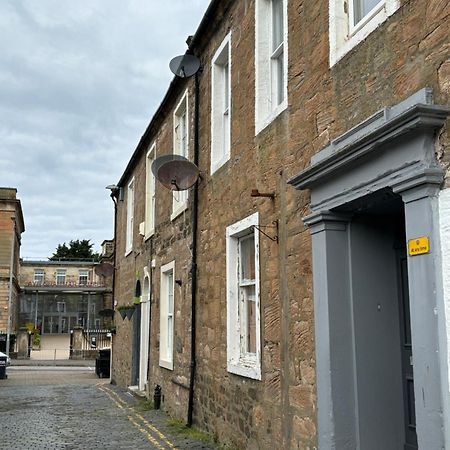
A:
[[0, 0, 210, 258]]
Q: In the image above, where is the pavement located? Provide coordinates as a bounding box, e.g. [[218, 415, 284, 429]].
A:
[[11, 358, 95, 367], [0, 365, 218, 450]]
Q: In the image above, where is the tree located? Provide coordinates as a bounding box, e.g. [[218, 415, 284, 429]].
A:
[[49, 239, 100, 261]]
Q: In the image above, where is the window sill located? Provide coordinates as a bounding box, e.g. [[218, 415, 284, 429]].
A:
[[255, 99, 288, 136], [171, 203, 188, 221], [227, 360, 261, 380], [144, 229, 155, 242], [211, 156, 230, 176], [159, 359, 173, 371], [329, 0, 400, 67]]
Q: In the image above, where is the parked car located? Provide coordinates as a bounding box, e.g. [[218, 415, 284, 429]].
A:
[[0, 351, 11, 366]]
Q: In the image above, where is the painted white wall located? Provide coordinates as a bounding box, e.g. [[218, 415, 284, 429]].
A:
[[438, 187, 450, 445]]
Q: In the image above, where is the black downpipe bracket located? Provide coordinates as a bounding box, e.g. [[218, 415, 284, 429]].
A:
[[187, 71, 200, 427]]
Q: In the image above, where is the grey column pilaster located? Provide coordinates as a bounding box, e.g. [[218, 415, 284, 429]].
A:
[[304, 212, 356, 450], [393, 177, 447, 450]]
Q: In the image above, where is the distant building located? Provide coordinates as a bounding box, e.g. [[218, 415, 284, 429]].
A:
[[19, 255, 113, 334], [0, 188, 25, 337]]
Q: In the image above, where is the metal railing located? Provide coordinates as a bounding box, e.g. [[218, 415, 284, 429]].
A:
[[81, 329, 111, 351], [23, 281, 106, 288]]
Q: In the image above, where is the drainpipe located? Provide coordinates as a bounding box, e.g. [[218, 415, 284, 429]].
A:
[[187, 70, 200, 427]]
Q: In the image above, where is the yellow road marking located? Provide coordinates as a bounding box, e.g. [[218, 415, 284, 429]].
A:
[[98, 386, 123, 409], [98, 385, 176, 449], [128, 415, 166, 450]]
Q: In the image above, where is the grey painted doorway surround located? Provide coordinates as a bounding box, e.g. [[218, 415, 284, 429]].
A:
[[289, 88, 450, 450]]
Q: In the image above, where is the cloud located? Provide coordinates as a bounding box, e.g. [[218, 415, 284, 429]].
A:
[[0, 0, 209, 258]]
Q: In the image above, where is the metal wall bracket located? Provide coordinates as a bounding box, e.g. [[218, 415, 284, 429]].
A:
[[253, 220, 279, 243]]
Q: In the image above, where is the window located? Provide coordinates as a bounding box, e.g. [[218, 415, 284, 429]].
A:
[[226, 212, 261, 380], [125, 177, 135, 255], [34, 269, 44, 285], [56, 270, 66, 285], [329, 0, 399, 66], [211, 33, 231, 174], [79, 270, 89, 285], [145, 144, 156, 238], [159, 261, 175, 370], [172, 91, 189, 219], [57, 302, 66, 313], [255, 0, 288, 134]]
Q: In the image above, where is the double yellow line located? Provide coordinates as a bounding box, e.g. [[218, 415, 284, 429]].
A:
[[98, 384, 176, 449]]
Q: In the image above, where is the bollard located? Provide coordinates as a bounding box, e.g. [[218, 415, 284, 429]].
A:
[[153, 384, 162, 410]]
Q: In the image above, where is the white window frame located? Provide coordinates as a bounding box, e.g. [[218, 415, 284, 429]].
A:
[[226, 212, 261, 380], [56, 269, 66, 285], [329, 0, 399, 67], [171, 91, 189, 220], [125, 177, 135, 256], [79, 270, 89, 285], [211, 33, 232, 174], [34, 269, 44, 285], [159, 261, 175, 370], [145, 143, 156, 239], [255, 0, 288, 135]]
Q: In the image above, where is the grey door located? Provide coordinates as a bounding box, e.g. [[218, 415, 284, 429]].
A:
[[398, 254, 418, 450]]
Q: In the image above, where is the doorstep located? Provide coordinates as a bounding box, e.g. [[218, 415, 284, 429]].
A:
[[127, 385, 146, 398]]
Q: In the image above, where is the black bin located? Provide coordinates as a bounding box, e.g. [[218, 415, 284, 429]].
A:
[[95, 348, 111, 378], [0, 355, 7, 380]]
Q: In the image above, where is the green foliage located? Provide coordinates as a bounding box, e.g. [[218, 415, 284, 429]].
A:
[[117, 304, 134, 311], [166, 419, 213, 443], [33, 333, 41, 347], [135, 399, 154, 411], [49, 239, 100, 261]]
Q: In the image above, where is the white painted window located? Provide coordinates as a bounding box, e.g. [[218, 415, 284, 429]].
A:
[[79, 270, 89, 285], [329, 0, 399, 66], [34, 269, 44, 285], [211, 33, 231, 174], [172, 91, 189, 220], [255, 0, 288, 134], [125, 177, 135, 255], [159, 261, 175, 370], [226, 212, 261, 380], [56, 269, 66, 285], [145, 143, 156, 238]]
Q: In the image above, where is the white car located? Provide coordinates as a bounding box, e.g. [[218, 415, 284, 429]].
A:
[[0, 351, 11, 366]]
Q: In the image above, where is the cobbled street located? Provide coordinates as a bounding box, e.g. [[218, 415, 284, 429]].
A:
[[0, 365, 217, 450]]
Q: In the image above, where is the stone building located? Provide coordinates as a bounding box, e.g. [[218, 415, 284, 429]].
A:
[[0, 188, 25, 341], [110, 1, 450, 449]]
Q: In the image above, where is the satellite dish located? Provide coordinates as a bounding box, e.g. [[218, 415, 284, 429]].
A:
[[152, 155, 200, 191], [151, 154, 186, 178], [169, 54, 201, 78], [95, 262, 114, 277]]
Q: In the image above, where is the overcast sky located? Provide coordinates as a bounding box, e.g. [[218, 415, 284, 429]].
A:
[[0, 0, 210, 258]]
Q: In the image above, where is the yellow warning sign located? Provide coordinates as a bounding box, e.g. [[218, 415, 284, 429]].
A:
[[408, 237, 430, 256]]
